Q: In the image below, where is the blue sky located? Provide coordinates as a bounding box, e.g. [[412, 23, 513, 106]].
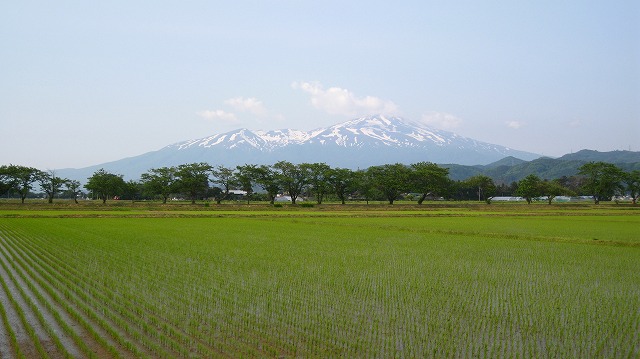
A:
[[1, 0, 638, 169]]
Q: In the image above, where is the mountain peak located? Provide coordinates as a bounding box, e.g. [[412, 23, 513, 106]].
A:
[[173, 127, 266, 151], [485, 156, 527, 169], [336, 114, 414, 131]]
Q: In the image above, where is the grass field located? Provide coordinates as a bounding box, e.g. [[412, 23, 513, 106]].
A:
[[0, 203, 638, 357]]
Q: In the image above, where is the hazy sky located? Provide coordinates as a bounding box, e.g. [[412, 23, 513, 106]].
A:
[[2, 1, 638, 169]]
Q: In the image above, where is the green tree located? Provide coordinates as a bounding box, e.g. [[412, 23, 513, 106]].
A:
[[64, 179, 83, 204], [410, 162, 451, 204], [624, 170, 640, 205], [140, 166, 177, 204], [3, 164, 41, 203], [556, 175, 586, 194], [235, 164, 258, 204], [354, 169, 380, 204], [578, 162, 624, 204], [301, 163, 331, 204], [496, 181, 518, 196], [328, 168, 356, 205], [273, 161, 308, 204], [251, 165, 280, 204], [211, 165, 237, 204], [85, 168, 126, 204], [465, 175, 496, 203], [540, 179, 573, 205], [122, 180, 142, 202], [175, 163, 212, 204], [0, 165, 16, 197], [367, 163, 411, 204], [36, 169, 68, 204], [515, 174, 542, 204]]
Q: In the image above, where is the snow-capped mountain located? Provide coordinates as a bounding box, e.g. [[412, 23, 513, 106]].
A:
[[57, 115, 541, 180], [163, 115, 539, 165]]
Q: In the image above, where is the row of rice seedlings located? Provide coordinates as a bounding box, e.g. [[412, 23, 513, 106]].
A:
[[67, 233, 282, 355], [14, 234, 189, 358], [132, 234, 318, 356], [177, 259, 325, 356], [0, 247, 49, 357], [14, 222, 220, 358], [136, 228, 316, 350], [0, 240, 76, 357], [0, 226, 127, 358], [182, 244, 390, 356], [88, 240, 294, 357], [433, 240, 640, 358], [0, 267, 25, 359], [187, 260, 351, 356], [88, 228, 640, 357], [7, 230, 177, 358], [282, 233, 639, 357], [16, 225, 229, 357], [1, 236, 100, 358], [55, 240, 231, 356], [0, 227, 120, 357], [148, 224, 636, 356]]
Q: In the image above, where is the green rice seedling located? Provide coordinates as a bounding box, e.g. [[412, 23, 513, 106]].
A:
[[0, 257, 48, 358], [0, 288, 25, 358], [0, 242, 73, 357]]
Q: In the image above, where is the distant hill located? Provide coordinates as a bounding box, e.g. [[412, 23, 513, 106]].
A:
[[484, 156, 527, 169], [558, 149, 640, 163], [442, 150, 640, 182]]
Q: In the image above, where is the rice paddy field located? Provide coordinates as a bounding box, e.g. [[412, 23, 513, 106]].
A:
[[0, 203, 638, 358]]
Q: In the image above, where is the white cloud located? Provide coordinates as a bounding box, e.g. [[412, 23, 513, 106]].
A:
[[506, 120, 524, 129], [292, 81, 398, 117], [224, 97, 268, 117], [568, 119, 582, 128], [420, 112, 462, 130], [197, 110, 238, 123]]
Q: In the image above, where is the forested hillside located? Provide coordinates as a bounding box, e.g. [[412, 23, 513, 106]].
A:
[[444, 150, 640, 182]]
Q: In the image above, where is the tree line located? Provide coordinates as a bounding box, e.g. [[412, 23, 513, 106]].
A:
[[1, 161, 638, 205]]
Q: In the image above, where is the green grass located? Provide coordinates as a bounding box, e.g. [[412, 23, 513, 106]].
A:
[[0, 206, 638, 357]]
